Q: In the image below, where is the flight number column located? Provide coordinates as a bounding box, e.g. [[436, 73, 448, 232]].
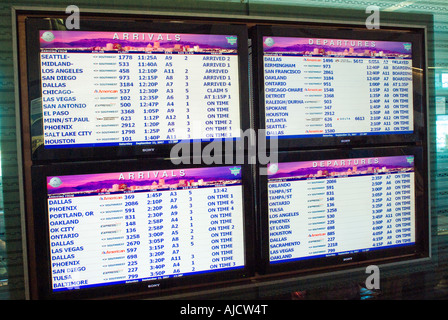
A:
[[120, 193, 150, 282], [324, 58, 370, 135], [326, 176, 372, 253]]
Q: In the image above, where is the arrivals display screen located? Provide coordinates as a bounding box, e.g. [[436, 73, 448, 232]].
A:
[[258, 147, 428, 274], [26, 18, 249, 161], [252, 26, 426, 150], [31, 160, 254, 299]]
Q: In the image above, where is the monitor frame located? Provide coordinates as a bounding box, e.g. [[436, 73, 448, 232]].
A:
[[251, 25, 427, 151], [25, 17, 250, 163], [31, 158, 256, 300], [257, 146, 429, 276]]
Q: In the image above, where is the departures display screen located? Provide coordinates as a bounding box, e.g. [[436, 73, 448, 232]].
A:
[[262, 36, 414, 139], [266, 155, 416, 264]]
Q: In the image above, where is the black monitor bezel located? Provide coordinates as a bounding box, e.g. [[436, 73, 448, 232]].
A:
[[251, 24, 427, 151], [31, 158, 256, 300], [257, 146, 429, 276], [25, 17, 250, 163]]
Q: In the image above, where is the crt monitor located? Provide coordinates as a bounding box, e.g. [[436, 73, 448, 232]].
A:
[[252, 25, 427, 150], [258, 146, 429, 275], [25, 17, 249, 161], [31, 159, 255, 299]]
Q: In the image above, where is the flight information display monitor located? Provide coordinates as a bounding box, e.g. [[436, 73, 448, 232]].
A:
[[252, 26, 426, 149], [26, 18, 249, 161], [31, 160, 254, 299], [258, 147, 429, 275]]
